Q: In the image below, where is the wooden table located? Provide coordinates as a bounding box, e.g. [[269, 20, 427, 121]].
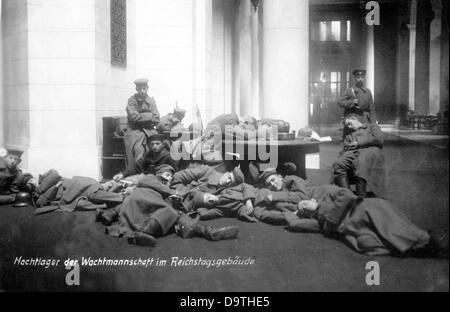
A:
[[221, 138, 320, 179]]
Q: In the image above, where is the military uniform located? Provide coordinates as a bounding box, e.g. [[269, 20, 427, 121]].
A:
[[339, 86, 376, 124], [339, 69, 377, 146], [195, 183, 258, 222], [284, 185, 432, 256], [157, 106, 187, 132], [253, 175, 312, 225], [122, 147, 178, 178], [0, 157, 32, 204], [123, 83, 161, 169], [105, 174, 239, 245], [172, 164, 228, 187], [332, 121, 386, 197]]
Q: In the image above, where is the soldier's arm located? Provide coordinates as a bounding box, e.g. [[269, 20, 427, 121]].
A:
[[287, 218, 321, 233], [270, 176, 310, 203], [172, 165, 206, 185], [338, 88, 356, 109], [137, 175, 176, 197], [356, 123, 383, 148], [241, 183, 256, 203], [126, 97, 155, 122]]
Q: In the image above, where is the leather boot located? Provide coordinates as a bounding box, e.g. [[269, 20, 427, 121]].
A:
[[127, 232, 157, 247], [196, 225, 239, 241], [334, 175, 350, 189], [427, 231, 449, 258], [354, 177, 367, 198], [95, 208, 119, 225]]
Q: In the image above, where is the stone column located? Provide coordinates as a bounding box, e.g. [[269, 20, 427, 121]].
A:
[[237, 0, 252, 117], [414, 0, 434, 115], [262, 0, 309, 132], [428, 0, 441, 115], [0, 0, 3, 147], [193, 0, 213, 122], [408, 0, 417, 111], [440, 0, 449, 114], [250, 0, 260, 118], [395, 1, 411, 117]]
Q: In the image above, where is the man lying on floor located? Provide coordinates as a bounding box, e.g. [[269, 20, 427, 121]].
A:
[[97, 163, 252, 225], [169, 164, 257, 222], [257, 168, 449, 258], [97, 165, 239, 247], [33, 169, 124, 215], [252, 167, 311, 225]]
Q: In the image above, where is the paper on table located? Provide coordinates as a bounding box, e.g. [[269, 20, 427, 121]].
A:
[[310, 131, 332, 142]]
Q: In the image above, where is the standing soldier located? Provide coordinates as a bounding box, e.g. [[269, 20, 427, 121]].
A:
[[339, 69, 376, 133], [123, 78, 160, 169]]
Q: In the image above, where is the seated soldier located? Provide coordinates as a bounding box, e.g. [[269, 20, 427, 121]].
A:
[[123, 78, 160, 169], [284, 187, 448, 258], [0, 148, 35, 205], [113, 133, 178, 184], [100, 165, 239, 247], [332, 114, 385, 197]]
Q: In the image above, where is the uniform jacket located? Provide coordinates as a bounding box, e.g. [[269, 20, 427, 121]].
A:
[[108, 177, 179, 238], [255, 175, 311, 207], [126, 94, 160, 130], [203, 113, 240, 138], [343, 122, 383, 150], [340, 122, 385, 196], [157, 113, 182, 132], [339, 86, 376, 123], [122, 148, 178, 177], [309, 185, 359, 236], [172, 164, 225, 188], [287, 185, 359, 237], [0, 158, 32, 194]]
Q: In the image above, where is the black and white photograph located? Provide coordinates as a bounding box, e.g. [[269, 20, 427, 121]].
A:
[[0, 0, 448, 294]]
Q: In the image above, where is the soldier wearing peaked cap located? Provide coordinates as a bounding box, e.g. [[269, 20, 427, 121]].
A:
[[124, 78, 161, 170], [339, 69, 376, 125]]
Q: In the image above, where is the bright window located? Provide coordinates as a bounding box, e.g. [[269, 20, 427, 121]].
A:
[[347, 20, 351, 41], [319, 21, 328, 41], [330, 21, 341, 41]]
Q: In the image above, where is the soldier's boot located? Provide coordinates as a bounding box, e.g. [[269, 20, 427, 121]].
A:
[[95, 207, 119, 226], [426, 231, 449, 258], [195, 225, 239, 241], [127, 219, 162, 247], [334, 175, 350, 189], [354, 177, 367, 198]]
